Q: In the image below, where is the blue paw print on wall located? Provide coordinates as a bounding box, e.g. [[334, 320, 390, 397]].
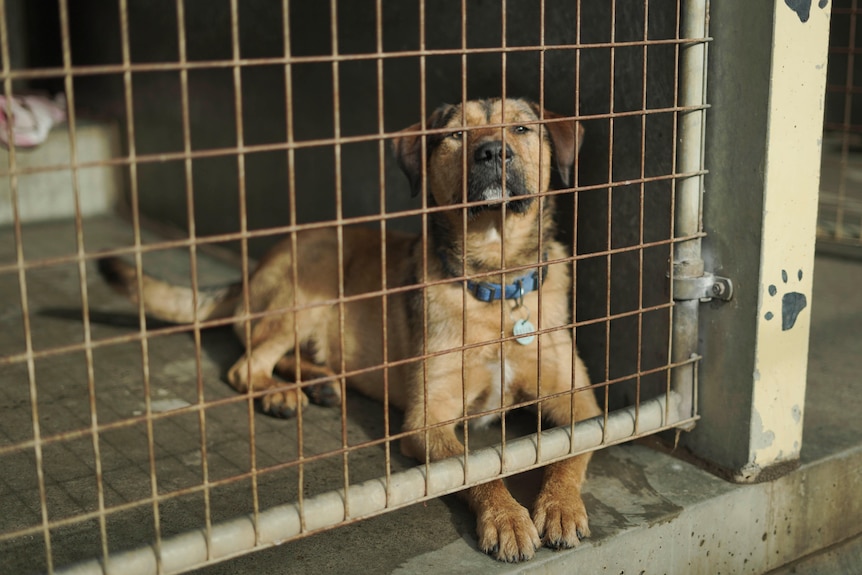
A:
[[764, 269, 808, 331], [785, 0, 829, 23]]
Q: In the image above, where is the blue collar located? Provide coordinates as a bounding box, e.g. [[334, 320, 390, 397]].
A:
[[436, 247, 548, 303], [467, 268, 545, 303]]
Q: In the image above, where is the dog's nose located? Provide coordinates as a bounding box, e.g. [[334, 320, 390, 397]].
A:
[[474, 141, 514, 165]]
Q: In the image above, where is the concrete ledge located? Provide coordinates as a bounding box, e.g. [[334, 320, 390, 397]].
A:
[[769, 531, 862, 575], [213, 440, 858, 575], [552, 444, 862, 575], [0, 121, 122, 225]]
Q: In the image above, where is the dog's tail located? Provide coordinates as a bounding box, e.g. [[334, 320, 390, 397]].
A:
[[97, 256, 242, 324]]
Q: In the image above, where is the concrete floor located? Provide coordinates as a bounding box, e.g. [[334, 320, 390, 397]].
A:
[[0, 217, 860, 574]]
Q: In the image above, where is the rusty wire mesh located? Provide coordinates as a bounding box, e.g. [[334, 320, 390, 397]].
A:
[[0, 1, 706, 573]]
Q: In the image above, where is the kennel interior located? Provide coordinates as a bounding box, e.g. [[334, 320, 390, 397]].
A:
[[0, 1, 713, 573], [821, 1, 862, 255]]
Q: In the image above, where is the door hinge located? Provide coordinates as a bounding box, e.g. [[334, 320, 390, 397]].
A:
[[672, 261, 734, 302]]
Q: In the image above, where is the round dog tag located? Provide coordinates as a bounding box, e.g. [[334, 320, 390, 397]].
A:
[[513, 318, 536, 345]]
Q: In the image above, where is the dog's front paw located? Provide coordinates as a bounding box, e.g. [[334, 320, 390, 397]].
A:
[[476, 500, 541, 562], [260, 386, 309, 418], [532, 491, 590, 550], [304, 380, 342, 407]]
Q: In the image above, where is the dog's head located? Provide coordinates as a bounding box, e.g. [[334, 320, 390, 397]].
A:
[[392, 98, 583, 217]]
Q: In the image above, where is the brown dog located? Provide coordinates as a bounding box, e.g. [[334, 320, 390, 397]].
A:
[[98, 98, 601, 562]]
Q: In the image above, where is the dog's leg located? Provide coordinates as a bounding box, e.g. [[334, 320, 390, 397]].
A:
[[525, 337, 602, 550], [404, 421, 541, 562], [273, 355, 342, 407], [227, 337, 309, 418], [531, 447, 594, 548], [401, 359, 542, 562], [468, 478, 543, 562]]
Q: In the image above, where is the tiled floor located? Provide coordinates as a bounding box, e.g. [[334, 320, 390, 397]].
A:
[[0, 217, 424, 573]]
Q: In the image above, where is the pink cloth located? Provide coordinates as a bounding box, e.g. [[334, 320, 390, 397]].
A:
[[0, 94, 66, 149]]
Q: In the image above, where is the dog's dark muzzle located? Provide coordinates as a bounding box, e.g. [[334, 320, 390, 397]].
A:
[[467, 141, 531, 216]]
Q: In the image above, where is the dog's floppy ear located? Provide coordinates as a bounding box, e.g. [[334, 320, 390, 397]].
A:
[[391, 122, 424, 197], [392, 105, 450, 198], [531, 106, 584, 188]]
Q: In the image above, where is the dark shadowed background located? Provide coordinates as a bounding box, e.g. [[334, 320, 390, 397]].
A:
[[19, 0, 683, 409]]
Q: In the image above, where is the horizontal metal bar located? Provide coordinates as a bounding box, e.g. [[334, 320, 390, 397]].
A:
[[56, 391, 689, 575]]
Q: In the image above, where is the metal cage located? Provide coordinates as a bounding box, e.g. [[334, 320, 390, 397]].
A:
[[0, 1, 711, 573]]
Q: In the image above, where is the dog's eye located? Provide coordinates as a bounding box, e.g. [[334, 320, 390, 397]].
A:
[[512, 125, 530, 134], [449, 131, 464, 140]]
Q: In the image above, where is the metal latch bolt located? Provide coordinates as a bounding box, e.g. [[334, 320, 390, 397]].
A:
[[672, 261, 734, 302]]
